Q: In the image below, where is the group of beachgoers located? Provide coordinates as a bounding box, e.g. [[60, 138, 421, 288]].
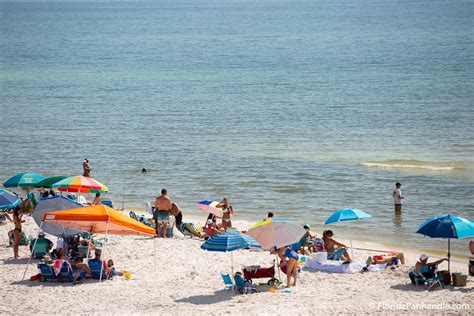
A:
[[2, 179, 472, 289]]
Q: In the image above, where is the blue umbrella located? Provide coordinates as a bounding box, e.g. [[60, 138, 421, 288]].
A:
[[325, 208, 373, 260], [416, 215, 474, 272], [3, 173, 45, 188], [201, 231, 261, 275], [0, 189, 21, 210]]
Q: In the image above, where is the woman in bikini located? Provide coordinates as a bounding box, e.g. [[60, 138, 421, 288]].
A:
[[216, 197, 233, 231], [277, 246, 298, 288], [5, 208, 25, 259]]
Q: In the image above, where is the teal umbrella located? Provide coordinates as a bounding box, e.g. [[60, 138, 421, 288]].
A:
[[33, 176, 68, 188], [325, 208, 373, 260], [417, 215, 474, 272], [3, 173, 45, 188]]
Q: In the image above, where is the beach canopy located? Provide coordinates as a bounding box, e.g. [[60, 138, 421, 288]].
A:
[[197, 200, 223, 218], [3, 173, 45, 188], [325, 208, 373, 260], [416, 214, 474, 272], [33, 176, 68, 188], [0, 189, 21, 210], [51, 175, 108, 194], [42, 204, 155, 236], [201, 231, 260, 275], [324, 208, 372, 224], [247, 218, 306, 251], [32, 196, 84, 237]]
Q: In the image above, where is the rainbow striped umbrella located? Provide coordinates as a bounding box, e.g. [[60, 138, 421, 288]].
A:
[[51, 175, 108, 193]]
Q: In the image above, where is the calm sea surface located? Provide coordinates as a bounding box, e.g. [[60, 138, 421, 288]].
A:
[[1, 0, 473, 255]]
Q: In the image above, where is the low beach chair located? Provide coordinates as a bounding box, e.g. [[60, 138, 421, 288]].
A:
[[221, 273, 235, 290], [58, 261, 85, 283], [410, 265, 444, 291], [233, 275, 257, 294], [30, 239, 49, 259], [37, 263, 57, 282]]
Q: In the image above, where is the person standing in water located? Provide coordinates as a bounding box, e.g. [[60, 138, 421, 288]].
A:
[[82, 159, 91, 177], [393, 182, 404, 212]]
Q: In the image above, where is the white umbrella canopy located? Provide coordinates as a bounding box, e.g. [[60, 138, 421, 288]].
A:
[[32, 196, 84, 237], [247, 218, 306, 250]]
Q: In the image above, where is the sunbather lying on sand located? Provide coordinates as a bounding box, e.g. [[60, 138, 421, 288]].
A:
[[366, 251, 405, 266]]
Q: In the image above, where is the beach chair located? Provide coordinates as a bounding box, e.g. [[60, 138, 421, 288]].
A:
[[410, 265, 444, 290], [37, 263, 57, 282], [58, 261, 85, 283], [233, 275, 257, 294], [30, 238, 49, 259], [221, 273, 235, 291], [8, 230, 29, 246], [88, 259, 113, 280]]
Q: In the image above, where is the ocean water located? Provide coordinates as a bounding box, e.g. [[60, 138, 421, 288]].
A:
[[1, 0, 473, 255]]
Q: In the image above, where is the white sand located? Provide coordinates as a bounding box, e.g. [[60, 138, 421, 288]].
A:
[[0, 215, 472, 315]]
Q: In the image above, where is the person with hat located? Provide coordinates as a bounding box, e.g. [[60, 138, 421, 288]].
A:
[[30, 232, 53, 259], [415, 254, 448, 276]]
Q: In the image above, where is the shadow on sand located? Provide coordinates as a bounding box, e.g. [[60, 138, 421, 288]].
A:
[[174, 290, 235, 305], [391, 283, 473, 293]]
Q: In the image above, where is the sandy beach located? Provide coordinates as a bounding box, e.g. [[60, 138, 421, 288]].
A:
[[1, 215, 472, 316]]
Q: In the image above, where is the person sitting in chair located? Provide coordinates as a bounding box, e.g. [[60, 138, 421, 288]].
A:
[[415, 254, 447, 274], [30, 232, 53, 259], [322, 230, 351, 262], [89, 249, 116, 278]]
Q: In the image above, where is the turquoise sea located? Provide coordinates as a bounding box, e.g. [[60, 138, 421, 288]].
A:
[[1, 0, 473, 255]]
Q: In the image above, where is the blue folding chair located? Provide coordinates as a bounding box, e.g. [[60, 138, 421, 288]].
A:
[[233, 275, 257, 294], [221, 273, 235, 290], [37, 263, 57, 282]]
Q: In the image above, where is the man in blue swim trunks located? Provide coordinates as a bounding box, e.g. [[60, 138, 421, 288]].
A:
[[154, 189, 173, 238]]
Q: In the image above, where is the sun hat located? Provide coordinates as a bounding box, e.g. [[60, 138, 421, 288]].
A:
[[420, 254, 429, 261]]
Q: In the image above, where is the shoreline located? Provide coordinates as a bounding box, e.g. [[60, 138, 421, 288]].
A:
[[127, 209, 472, 263]]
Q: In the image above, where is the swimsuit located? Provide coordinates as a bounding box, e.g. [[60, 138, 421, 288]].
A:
[[284, 247, 299, 261]]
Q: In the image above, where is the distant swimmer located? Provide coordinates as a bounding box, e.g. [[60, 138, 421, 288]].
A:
[[393, 182, 405, 212], [141, 168, 147, 175]]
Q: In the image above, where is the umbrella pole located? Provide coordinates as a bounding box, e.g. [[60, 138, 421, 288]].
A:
[[100, 221, 109, 283], [348, 224, 354, 261], [22, 221, 44, 281], [154, 235, 157, 273], [121, 178, 125, 211], [231, 251, 234, 276], [448, 238, 451, 273]]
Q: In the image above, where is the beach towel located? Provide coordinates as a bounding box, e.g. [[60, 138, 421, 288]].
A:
[[305, 258, 363, 273], [53, 259, 67, 276]]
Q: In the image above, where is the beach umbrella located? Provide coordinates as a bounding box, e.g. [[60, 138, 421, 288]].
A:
[[24, 204, 155, 281], [32, 196, 83, 237], [3, 173, 45, 188], [324, 208, 373, 260], [416, 215, 474, 272], [51, 175, 108, 194], [201, 231, 261, 275], [197, 200, 223, 218], [247, 218, 306, 251], [0, 189, 21, 210], [33, 176, 68, 188]]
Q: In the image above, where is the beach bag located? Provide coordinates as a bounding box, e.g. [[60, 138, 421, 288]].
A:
[[8, 230, 28, 246]]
